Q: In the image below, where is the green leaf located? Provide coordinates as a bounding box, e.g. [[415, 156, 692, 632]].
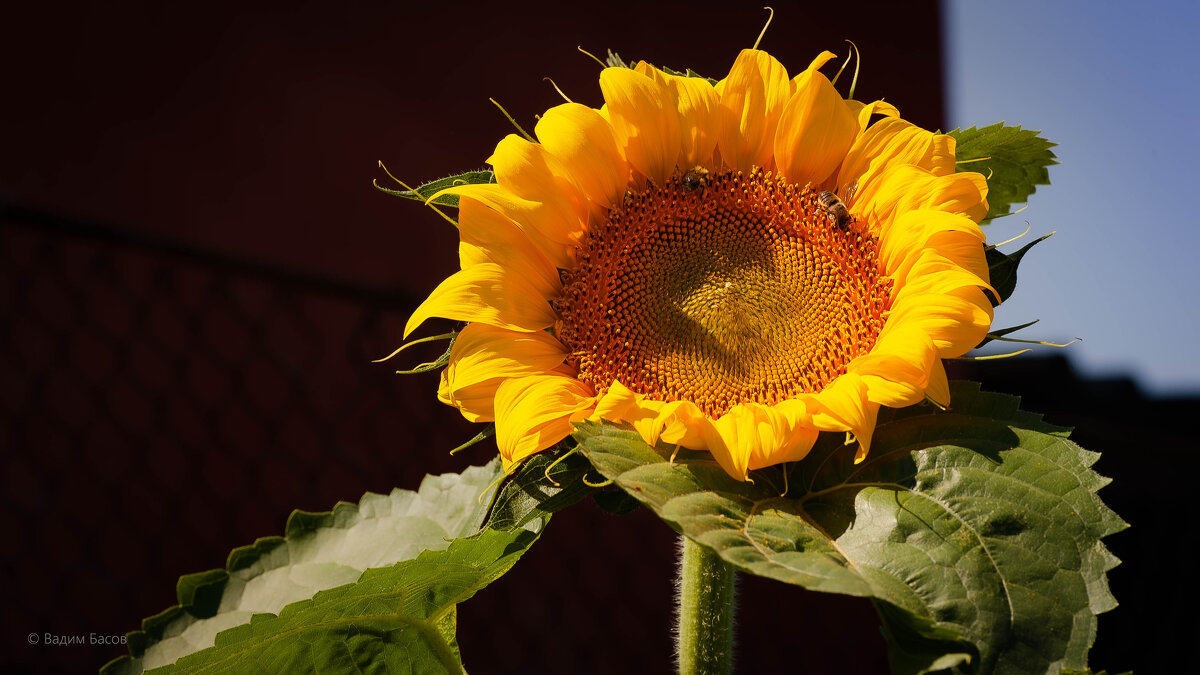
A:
[[104, 460, 507, 674], [986, 232, 1052, 305], [574, 383, 1125, 675], [148, 529, 536, 675], [949, 124, 1058, 223], [374, 170, 495, 208], [876, 601, 976, 674]]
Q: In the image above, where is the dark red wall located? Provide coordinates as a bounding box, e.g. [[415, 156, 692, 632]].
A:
[[2, 0, 949, 289]]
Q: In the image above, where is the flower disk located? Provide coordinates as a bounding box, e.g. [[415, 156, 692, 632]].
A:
[[556, 168, 892, 418], [405, 49, 996, 480]]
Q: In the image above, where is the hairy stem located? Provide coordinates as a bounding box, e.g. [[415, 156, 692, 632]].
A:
[[676, 535, 736, 675]]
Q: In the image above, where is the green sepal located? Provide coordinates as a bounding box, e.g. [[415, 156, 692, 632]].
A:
[[661, 65, 718, 86], [975, 319, 1040, 349], [605, 49, 630, 68], [985, 232, 1052, 305], [380, 331, 457, 375], [449, 422, 496, 455], [949, 123, 1058, 223], [396, 336, 455, 375], [602, 49, 715, 84], [484, 446, 596, 531], [574, 383, 1126, 675], [374, 170, 495, 208]]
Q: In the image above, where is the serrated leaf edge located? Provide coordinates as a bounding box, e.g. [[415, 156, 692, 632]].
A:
[[103, 460, 502, 674], [576, 383, 1124, 673]]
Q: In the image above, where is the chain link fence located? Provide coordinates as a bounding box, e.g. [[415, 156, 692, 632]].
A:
[[1, 206, 485, 671]]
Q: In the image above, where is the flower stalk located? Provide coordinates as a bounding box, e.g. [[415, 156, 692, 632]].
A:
[[676, 536, 736, 675]]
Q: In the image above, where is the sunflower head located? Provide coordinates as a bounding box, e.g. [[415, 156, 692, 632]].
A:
[[405, 48, 993, 480]]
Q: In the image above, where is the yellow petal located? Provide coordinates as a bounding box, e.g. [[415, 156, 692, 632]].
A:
[[405, 262, 555, 337], [434, 183, 578, 268], [879, 210, 987, 282], [804, 50, 839, 73], [437, 368, 453, 406], [909, 170, 990, 223], [599, 66, 681, 184], [927, 360, 951, 409], [591, 379, 643, 422], [854, 99, 900, 130], [494, 374, 596, 472], [440, 324, 569, 421], [438, 363, 515, 424], [666, 73, 720, 168], [649, 399, 710, 449], [913, 232, 992, 290], [774, 55, 858, 187], [855, 165, 991, 236], [838, 117, 957, 203], [803, 373, 880, 462], [458, 197, 561, 299], [852, 404, 880, 464], [534, 102, 628, 208], [850, 325, 939, 408], [590, 383, 709, 451], [715, 49, 791, 172], [742, 402, 820, 471], [633, 60, 667, 84], [891, 248, 993, 305], [698, 408, 754, 481], [928, 135, 958, 177], [856, 375, 923, 410], [888, 287, 994, 358], [486, 133, 587, 237]]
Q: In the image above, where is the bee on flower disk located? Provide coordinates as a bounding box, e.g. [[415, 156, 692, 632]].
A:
[[681, 165, 710, 193], [818, 190, 851, 228]]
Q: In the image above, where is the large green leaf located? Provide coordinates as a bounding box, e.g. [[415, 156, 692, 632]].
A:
[[144, 529, 534, 674], [950, 124, 1058, 223], [103, 461, 508, 674], [574, 383, 1125, 675]]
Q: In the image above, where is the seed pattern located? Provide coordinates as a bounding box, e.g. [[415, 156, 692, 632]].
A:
[[554, 167, 892, 418]]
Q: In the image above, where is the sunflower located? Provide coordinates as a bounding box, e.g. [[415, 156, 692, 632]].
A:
[[404, 49, 993, 481]]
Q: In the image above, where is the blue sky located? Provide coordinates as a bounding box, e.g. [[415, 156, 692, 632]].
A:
[[943, 0, 1200, 395]]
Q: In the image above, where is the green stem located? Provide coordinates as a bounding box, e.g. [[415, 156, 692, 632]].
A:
[[676, 535, 736, 675]]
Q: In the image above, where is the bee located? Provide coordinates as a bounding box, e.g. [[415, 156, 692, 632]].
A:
[[681, 165, 710, 193], [818, 190, 851, 228]]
